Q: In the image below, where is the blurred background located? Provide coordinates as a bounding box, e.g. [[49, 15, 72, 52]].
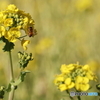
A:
[[0, 0, 100, 100]]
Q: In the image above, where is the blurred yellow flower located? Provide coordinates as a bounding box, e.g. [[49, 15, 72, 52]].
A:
[[35, 38, 52, 54], [21, 39, 30, 50], [75, 0, 93, 12], [86, 70, 97, 81], [88, 60, 100, 72]]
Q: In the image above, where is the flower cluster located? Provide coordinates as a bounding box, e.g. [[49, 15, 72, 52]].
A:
[[54, 63, 97, 92], [18, 51, 33, 69], [0, 4, 37, 50]]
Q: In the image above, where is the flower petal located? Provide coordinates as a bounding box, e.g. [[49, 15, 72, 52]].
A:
[[21, 39, 30, 50]]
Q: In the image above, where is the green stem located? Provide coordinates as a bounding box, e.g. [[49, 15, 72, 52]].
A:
[[8, 88, 15, 100], [66, 90, 74, 100], [76, 91, 81, 100], [17, 35, 27, 40], [8, 51, 15, 100], [9, 51, 14, 80], [77, 96, 81, 100]]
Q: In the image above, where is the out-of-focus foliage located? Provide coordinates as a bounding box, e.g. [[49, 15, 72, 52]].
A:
[[0, 0, 100, 100]]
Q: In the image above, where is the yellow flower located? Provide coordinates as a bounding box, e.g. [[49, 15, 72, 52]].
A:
[[88, 60, 100, 72], [21, 39, 30, 50], [0, 12, 3, 18], [4, 18, 13, 27], [75, 76, 90, 91], [0, 4, 37, 51], [0, 12, 4, 23], [54, 75, 64, 85], [68, 82, 75, 89], [54, 63, 98, 92], [59, 84, 67, 92], [75, 0, 93, 12], [65, 78, 71, 85], [0, 26, 6, 37], [82, 65, 90, 71], [60, 64, 75, 74], [76, 83, 90, 91], [5, 28, 21, 42], [6, 4, 18, 12], [60, 64, 70, 74], [18, 10, 34, 29], [86, 70, 96, 80], [29, 19, 35, 24], [23, 17, 29, 24], [58, 78, 75, 91], [67, 64, 75, 71], [65, 78, 75, 89]]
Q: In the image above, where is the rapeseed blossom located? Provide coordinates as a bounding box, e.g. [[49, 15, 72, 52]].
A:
[[75, 0, 93, 12], [0, 4, 37, 50], [54, 63, 97, 92]]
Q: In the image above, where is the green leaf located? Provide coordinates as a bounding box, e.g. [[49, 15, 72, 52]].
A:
[[96, 84, 100, 90], [20, 71, 30, 82], [6, 84, 11, 92], [0, 86, 5, 99], [11, 71, 30, 86], [0, 37, 3, 41], [1, 36, 15, 52]]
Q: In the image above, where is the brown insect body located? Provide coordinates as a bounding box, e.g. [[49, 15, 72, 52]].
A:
[[28, 27, 33, 37], [28, 27, 37, 37]]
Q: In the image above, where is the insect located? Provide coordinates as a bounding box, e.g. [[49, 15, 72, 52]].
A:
[[28, 26, 37, 37]]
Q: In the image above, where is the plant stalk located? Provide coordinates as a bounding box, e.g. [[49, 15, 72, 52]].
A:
[[8, 51, 15, 100], [77, 96, 81, 100], [66, 90, 74, 100], [76, 91, 81, 100]]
